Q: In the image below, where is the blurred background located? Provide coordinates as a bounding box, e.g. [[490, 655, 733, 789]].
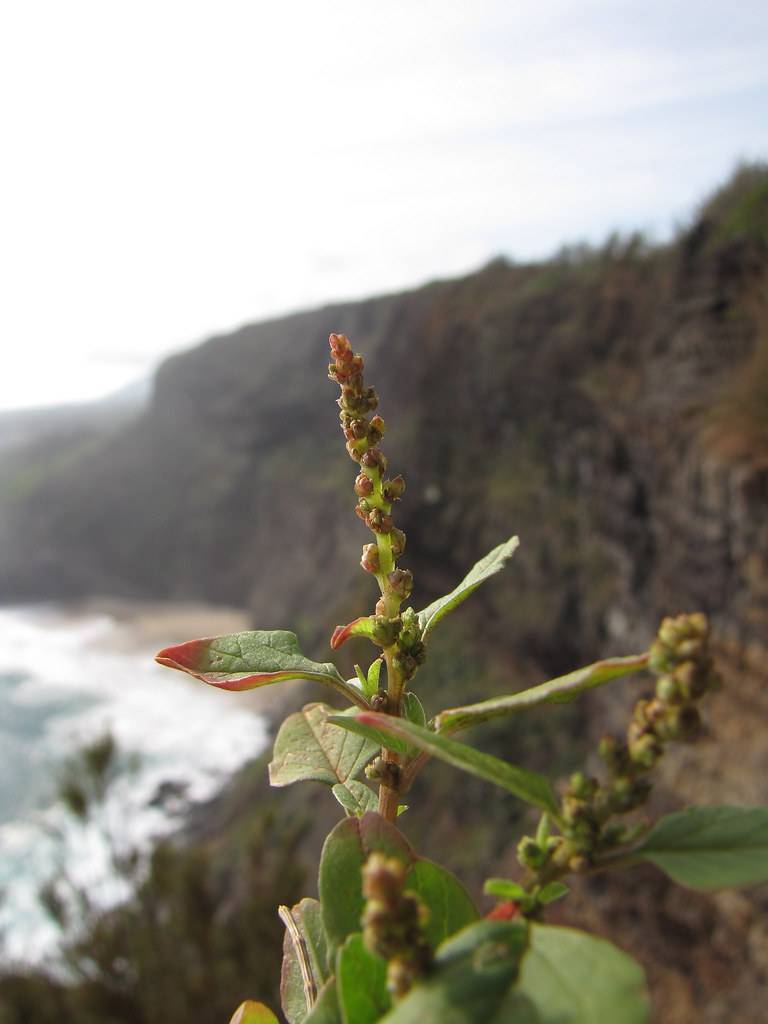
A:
[[0, 2, 767, 1021]]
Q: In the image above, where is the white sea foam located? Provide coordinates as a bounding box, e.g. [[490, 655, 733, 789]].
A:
[[0, 605, 267, 963]]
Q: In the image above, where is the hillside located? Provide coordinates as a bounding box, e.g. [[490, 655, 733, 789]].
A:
[[1, 165, 767, 1021], [1, 169, 766, 664]]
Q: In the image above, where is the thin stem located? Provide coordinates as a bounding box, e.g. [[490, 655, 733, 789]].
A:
[[377, 646, 404, 822]]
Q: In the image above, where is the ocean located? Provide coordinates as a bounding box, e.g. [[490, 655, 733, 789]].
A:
[[0, 603, 268, 963]]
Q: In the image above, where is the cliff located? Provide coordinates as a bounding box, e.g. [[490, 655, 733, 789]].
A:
[[1, 165, 767, 1021]]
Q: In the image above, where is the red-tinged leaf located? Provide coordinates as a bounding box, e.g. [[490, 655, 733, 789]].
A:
[[331, 617, 375, 649], [156, 629, 368, 708]]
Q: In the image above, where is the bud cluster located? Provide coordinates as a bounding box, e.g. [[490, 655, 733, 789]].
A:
[[328, 334, 408, 589], [361, 852, 432, 1000], [515, 613, 720, 885]]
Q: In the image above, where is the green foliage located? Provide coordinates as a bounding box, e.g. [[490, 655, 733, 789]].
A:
[[417, 535, 519, 639], [631, 806, 768, 890], [330, 712, 560, 816], [269, 703, 378, 799], [381, 920, 529, 1022], [318, 814, 477, 957], [516, 925, 649, 1024], [436, 654, 649, 732], [336, 934, 390, 1023]]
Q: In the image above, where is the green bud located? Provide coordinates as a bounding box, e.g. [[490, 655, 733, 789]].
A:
[[655, 703, 701, 741], [517, 836, 548, 870], [629, 733, 662, 769], [562, 795, 593, 827], [598, 735, 628, 775], [648, 640, 673, 675], [568, 772, 597, 800], [655, 674, 682, 704], [371, 615, 402, 647], [674, 660, 707, 700], [677, 637, 704, 660]]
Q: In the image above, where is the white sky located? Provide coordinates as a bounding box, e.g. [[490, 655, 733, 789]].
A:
[[1, 1, 767, 410]]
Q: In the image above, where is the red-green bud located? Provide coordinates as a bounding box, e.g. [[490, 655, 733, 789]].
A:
[[355, 473, 375, 497], [350, 419, 369, 440], [361, 448, 387, 472], [368, 415, 386, 444], [387, 569, 413, 600], [361, 543, 380, 574], [346, 440, 364, 462], [383, 475, 406, 502], [368, 509, 393, 534]]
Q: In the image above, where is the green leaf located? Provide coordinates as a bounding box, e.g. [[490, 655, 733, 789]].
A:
[[280, 899, 331, 1024], [269, 703, 378, 791], [417, 535, 520, 640], [331, 617, 376, 650], [536, 882, 569, 906], [332, 780, 378, 817], [155, 630, 368, 707], [327, 714, 412, 757], [367, 658, 383, 694], [304, 979, 341, 1024], [318, 813, 477, 954], [381, 920, 530, 1023], [319, 814, 413, 952], [632, 805, 768, 890], [436, 654, 649, 733], [336, 934, 391, 1023], [406, 859, 479, 948], [402, 692, 427, 728], [330, 713, 560, 818], [516, 925, 648, 1024], [484, 879, 527, 901], [229, 1003, 281, 1024]]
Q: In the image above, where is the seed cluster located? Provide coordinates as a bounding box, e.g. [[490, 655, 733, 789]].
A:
[[361, 852, 432, 1000], [328, 334, 407, 577], [516, 613, 720, 882], [328, 333, 426, 685]]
